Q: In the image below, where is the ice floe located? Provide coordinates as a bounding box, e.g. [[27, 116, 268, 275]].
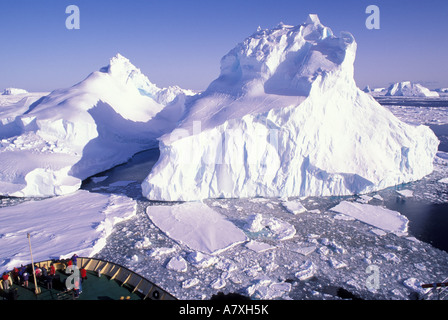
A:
[[330, 201, 409, 234], [146, 202, 247, 255]]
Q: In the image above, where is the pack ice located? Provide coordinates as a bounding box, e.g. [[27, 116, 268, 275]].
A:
[[0, 54, 193, 197], [142, 14, 439, 201]]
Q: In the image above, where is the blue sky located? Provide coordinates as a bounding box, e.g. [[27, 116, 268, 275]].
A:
[[1, 0, 447, 92]]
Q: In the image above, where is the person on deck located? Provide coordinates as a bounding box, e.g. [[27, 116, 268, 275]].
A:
[[44, 273, 53, 290], [80, 267, 87, 281], [50, 263, 56, 276], [42, 266, 48, 277], [34, 265, 42, 278], [18, 265, 25, 279], [22, 271, 29, 288], [2, 272, 10, 290], [71, 254, 78, 266], [12, 267, 19, 284]]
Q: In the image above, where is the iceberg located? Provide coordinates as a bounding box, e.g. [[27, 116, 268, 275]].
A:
[[2, 88, 28, 95], [386, 81, 439, 97], [142, 15, 439, 201], [0, 54, 194, 197]]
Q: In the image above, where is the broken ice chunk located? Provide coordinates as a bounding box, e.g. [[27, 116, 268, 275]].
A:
[[381, 252, 400, 263], [333, 213, 355, 221], [166, 256, 188, 272], [245, 240, 276, 253], [245, 279, 292, 299], [328, 241, 346, 254], [266, 217, 296, 240], [210, 277, 226, 290], [403, 278, 427, 296], [396, 189, 414, 197], [186, 251, 219, 268], [282, 200, 307, 214], [148, 247, 176, 258], [245, 214, 265, 233], [292, 245, 317, 256], [135, 236, 152, 249], [244, 214, 296, 240], [356, 195, 373, 204], [328, 257, 347, 269], [182, 278, 200, 289], [317, 246, 330, 256], [373, 194, 384, 201], [414, 263, 427, 271], [295, 260, 316, 281]]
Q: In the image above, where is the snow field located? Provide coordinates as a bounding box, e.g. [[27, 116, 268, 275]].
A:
[[0, 191, 136, 273]]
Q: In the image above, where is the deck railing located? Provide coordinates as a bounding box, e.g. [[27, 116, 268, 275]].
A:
[[420, 277, 448, 300], [4, 257, 177, 300]]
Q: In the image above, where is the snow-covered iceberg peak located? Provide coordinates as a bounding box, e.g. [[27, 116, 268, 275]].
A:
[[100, 53, 160, 99], [101, 53, 140, 78], [142, 15, 439, 202], [207, 13, 344, 97]]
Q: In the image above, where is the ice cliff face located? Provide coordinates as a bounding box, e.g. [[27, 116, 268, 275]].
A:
[[142, 14, 439, 201], [0, 54, 192, 197]]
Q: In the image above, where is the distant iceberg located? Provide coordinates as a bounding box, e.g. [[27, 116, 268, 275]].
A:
[[2, 88, 28, 95], [386, 81, 439, 97], [142, 14, 439, 201]]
